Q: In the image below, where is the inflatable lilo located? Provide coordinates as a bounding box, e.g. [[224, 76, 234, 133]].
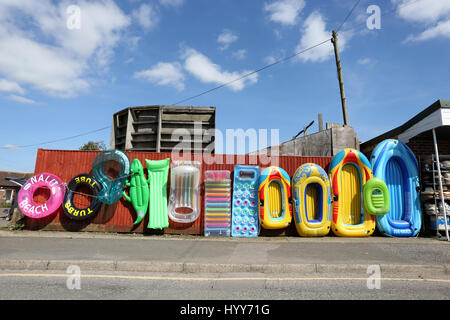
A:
[[63, 174, 101, 220], [371, 139, 422, 237], [168, 160, 201, 223], [92, 149, 130, 205], [231, 165, 260, 237], [329, 148, 375, 237], [18, 173, 65, 218], [204, 170, 232, 237], [146, 158, 170, 229], [292, 163, 331, 237], [258, 166, 292, 229], [122, 159, 149, 225]]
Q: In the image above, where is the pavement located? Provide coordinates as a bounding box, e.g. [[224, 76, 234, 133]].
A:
[[0, 228, 449, 276]]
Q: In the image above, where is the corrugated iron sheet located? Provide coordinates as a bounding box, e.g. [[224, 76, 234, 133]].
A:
[[28, 149, 332, 235]]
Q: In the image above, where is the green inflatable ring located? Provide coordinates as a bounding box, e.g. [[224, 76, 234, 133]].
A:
[[363, 177, 390, 216]]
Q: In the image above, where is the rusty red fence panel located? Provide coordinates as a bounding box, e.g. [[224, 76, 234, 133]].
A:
[[27, 149, 332, 235]]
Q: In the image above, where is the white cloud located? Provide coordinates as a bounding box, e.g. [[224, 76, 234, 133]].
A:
[[264, 49, 286, 65], [132, 3, 159, 30], [134, 62, 185, 91], [159, 0, 184, 7], [394, 0, 450, 23], [0, 35, 89, 96], [0, 0, 130, 97], [217, 30, 238, 50], [128, 36, 141, 51], [405, 19, 450, 41], [357, 58, 375, 65], [232, 49, 247, 60], [295, 11, 348, 63], [8, 94, 36, 104], [1, 144, 20, 150], [0, 79, 25, 95], [394, 0, 450, 42], [182, 48, 258, 92], [264, 0, 306, 26]]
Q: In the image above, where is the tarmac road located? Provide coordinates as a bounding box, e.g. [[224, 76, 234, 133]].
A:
[[0, 230, 449, 301], [0, 270, 449, 300]]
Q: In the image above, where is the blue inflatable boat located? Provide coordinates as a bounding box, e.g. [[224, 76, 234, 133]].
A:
[[370, 139, 422, 237]]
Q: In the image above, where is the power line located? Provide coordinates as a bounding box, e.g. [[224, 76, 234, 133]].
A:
[[339, 0, 425, 35], [172, 0, 369, 106], [172, 38, 332, 106], [0, 126, 111, 150], [0, 0, 427, 151], [336, 0, 363, 32]]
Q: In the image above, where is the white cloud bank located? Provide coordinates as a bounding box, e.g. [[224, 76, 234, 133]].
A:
[[264, 0, 305, 26], [183, 48, 258, 92], [0, 0, 130, 97], [8, 94, 36, 104], [135, 48, 258, 92], [394, 0, 450, 42], [295, 11, 348, 63], [134, 62, 185, 91], [132, 3, 159, 30], [217, 30, 238, 50]]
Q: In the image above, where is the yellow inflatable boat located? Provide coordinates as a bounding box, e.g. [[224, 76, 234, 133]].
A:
[[258, 166, 292, 230], [292, 163, 331, 237], [329, 149, 375, 237]]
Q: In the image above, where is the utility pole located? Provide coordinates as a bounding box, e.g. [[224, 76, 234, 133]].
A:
[[332, 30, 349, 126]]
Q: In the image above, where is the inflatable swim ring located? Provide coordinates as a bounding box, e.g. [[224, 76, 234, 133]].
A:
[[18, 173, 65, 218], [63, 173, 101, 220], [92, 149, 130, 205], [292, 163, 331, 237], [329, 148, 375, 237], [370, 139, 422, 237], [258, 166, 292, 230]]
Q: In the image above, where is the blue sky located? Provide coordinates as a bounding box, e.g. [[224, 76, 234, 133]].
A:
[[0, 0, 449, 173]]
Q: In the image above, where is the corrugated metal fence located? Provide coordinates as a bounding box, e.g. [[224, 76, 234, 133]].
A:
[[27, 149, 332, 235]]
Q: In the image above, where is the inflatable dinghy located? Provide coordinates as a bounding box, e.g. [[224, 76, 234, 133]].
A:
[[292, 163, 331, 237], [329, 148, 375, 237], [258, 166, 292, 230], [370, 139, 421, 237]]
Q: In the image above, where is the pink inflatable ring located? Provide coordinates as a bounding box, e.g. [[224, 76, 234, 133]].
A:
[[18, 173, 65, 218]]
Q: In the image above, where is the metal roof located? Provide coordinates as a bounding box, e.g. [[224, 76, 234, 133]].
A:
[[361, 99, 450, 149], [0, 171, 33, 188]]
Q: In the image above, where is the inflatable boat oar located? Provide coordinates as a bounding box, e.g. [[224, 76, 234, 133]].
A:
[[122, 159, 149, 225]]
